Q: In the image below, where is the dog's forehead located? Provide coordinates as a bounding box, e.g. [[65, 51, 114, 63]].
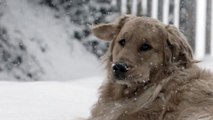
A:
[[118, 17, 166, 43], [123, 17, 163, 33], [126, 17, 161, 25]]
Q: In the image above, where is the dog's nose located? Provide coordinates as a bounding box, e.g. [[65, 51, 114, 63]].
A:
[[112, 63, 128, 79]]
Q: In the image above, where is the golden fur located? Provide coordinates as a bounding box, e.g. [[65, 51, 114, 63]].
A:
[[88, 15, 213, 120]]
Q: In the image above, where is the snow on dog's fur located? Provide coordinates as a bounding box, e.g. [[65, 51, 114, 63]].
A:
[[88, 15, 213, 120]]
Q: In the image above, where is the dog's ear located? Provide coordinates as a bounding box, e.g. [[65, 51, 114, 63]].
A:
[[91, 15, 135, 41], [164, 25, 194, 67], [91, 23, 118, 41]]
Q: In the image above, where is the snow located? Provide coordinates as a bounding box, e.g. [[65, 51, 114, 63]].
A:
[[198, 56, 213, 71], [0, 76, 104, 120]]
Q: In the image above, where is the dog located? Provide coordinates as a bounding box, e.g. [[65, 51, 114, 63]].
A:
[[88, 15, 213, 120]]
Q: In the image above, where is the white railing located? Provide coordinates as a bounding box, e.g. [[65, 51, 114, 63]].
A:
[[173, 0, 179, 27], [195, 0, 206, 59], [141, 0, 147, 16], [132, 0, 138, 15], [111, 0, 213, 59], [151, 0, 158, 19], [211, 0, 213, 58], [163, 0, 169, 24]]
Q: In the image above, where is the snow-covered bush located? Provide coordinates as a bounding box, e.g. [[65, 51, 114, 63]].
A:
[[0, 0, 102, 81], [39, 0, 119, 57]]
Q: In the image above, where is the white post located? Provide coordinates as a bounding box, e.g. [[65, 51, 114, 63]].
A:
[[121, 0, 127, 14], [141, 0, 147, 15], [163, 0, 169, 24], [211, 0, 213, 57], [173, 0, 180, 27], [195, 0, 207, 59], [151, 0, 158, 19], [132, 0, 138, 15], [111, 0, 117, 6]]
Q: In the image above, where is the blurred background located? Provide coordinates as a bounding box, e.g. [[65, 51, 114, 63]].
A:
[[0, 0, 213, 81], [0, 0, 213, 120], [0, 0, 212, 81]]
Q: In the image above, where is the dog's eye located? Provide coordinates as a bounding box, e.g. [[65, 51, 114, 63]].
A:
[[119, 39, 126, 46], [140, 43, 152, 51]]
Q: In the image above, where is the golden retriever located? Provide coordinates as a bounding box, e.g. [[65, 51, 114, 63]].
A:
[[88, 15, 213, 120]]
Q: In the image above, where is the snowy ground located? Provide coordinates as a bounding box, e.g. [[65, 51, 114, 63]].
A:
[[0, 76, 104, 120]]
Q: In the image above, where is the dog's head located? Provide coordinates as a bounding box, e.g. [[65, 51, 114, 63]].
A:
[[92, 15, 194, 86]]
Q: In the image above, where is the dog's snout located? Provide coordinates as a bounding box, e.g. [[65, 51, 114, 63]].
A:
[[112, 63, 128, 73], [112, 63, 128, 79]]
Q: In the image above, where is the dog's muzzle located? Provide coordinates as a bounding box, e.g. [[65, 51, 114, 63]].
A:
[[112, 63, 129, 80]]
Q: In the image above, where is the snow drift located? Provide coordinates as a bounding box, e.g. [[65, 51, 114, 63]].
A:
[[0, 76, 104, 120]]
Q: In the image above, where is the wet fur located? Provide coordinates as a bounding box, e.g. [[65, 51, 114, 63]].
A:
[[88, 15, 213, 120]]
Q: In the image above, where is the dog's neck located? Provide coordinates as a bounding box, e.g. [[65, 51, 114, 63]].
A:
[[100, 64, 198, 102], [100, 71, 166, 102]]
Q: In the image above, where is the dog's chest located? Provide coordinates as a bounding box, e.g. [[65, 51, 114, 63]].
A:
[[119, 91, 180, 120], [118, 98, 167, 120]]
